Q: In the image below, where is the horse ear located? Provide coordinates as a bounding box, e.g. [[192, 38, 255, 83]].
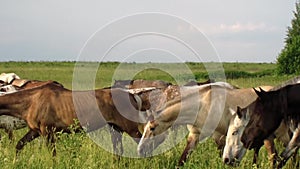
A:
[[148, 114, 154, 122], [253, 87, 263, 98], [254, 87, 268, 101], [236, 106, 242, 118], [259, 87, 266, 93], [253, 87, 260, 95]]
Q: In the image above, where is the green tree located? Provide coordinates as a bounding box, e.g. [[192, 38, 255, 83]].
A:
[[277, 2, 300, 74]]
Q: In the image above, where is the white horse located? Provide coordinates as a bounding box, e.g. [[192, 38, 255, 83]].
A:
[[137, 82, 273, 167]]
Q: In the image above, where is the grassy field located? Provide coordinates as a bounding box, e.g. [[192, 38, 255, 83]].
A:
[[0, 61, 298, 169]]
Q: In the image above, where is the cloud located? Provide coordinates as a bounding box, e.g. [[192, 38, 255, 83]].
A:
[[202, 22, 279, 35], [220, 22, 266, 32]]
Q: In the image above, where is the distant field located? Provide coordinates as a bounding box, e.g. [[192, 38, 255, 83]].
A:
[[0, 61, 298, 169], [0, 61, 293, 88]]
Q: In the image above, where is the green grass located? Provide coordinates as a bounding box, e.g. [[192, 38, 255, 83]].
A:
[[0, 61, 298, 169]]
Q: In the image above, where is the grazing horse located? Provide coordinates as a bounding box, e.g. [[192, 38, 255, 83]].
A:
[[0, 82, 149, 156], [137, 82, 272, 167], [222, 103, 290, 166], [241, 84, 300, 168], [112, 79, 227, 155], [107, 79, 176, 154], [222, 76, 300, 167]]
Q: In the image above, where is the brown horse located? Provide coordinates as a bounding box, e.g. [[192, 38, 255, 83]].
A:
[[0, 82, 146, 156], [0, 79, 63, 140], [241, 83, 300, 168]]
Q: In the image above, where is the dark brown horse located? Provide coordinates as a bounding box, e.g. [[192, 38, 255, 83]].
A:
[[241, 83, 300, 168], [0, 82, 146, 156]]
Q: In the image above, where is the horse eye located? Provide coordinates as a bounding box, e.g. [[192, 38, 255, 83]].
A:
[[150, 127, 155, 131], [232, 130, 238, 135]]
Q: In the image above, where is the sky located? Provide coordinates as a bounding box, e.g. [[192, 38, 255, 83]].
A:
[[0, 1, 297, 63]]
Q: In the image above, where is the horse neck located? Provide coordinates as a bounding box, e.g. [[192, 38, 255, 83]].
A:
[[0, 93, 30, 118]]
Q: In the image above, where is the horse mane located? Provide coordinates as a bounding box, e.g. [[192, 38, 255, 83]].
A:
[[256, 85, 291, 125], [279, 87, 289, 124]]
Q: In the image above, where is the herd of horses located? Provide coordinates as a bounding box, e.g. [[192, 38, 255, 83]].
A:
[[0, 72, 300, 168]]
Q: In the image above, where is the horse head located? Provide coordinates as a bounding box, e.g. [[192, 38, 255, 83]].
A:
[[137, 116, 168, 157], [222, 106, 249, 166], [241, 88, 283, 150]]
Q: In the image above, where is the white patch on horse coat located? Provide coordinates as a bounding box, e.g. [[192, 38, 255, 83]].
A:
[[222, 108, 249, 164], [0, 75, 27, 138], [281, 123, 300, 159], [229, 108, 236, 116], [125, 87, 157, 94], [0, 73, 20, 84], [0, 85, 18, 94]]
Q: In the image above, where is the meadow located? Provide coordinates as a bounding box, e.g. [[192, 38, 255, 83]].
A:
[[0, 61, 298, 169]]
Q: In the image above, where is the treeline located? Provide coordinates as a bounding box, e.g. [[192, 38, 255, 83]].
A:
[[194, 69, 275, 80]]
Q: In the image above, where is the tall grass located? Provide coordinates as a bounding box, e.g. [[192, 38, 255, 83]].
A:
[[0, 61, 298, 169]]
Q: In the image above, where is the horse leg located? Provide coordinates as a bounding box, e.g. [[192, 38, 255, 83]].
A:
[[291, 147, 299, 168], [263, 135, 278, 166], [4, 127, 13, 142], [251, 137, 276, 168], [170, 125, 180, 146], [278, 125, 300, 169], [46, 132, 57, 157], [109, 124, 124, 156], [16, 129, 40, 155], [211, 133, 225, 157], [177, 126, 200, 166], [252, 147, 259, 165]]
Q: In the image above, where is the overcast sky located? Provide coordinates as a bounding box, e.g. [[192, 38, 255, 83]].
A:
[[0, 1, 297, 62]]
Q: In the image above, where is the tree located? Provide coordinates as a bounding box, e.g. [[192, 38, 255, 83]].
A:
[[277, 2, 300, 74]]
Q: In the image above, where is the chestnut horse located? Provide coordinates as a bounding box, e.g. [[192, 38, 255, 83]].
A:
[[241, 83, 300, 168], [0, 82, 147, 156], [0, 75, 64, 140]]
